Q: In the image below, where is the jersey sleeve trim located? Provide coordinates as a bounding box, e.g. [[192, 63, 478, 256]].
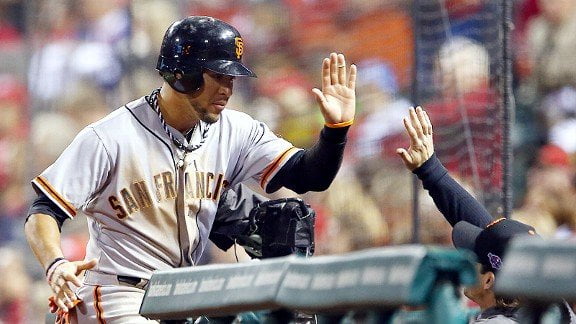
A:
[[259, 147, 301, 189], [31, 176, 77, 219]]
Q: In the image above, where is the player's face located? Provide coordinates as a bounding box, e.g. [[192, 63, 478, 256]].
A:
[[187, 70, 234, 123], [463, 264, 493, 303]]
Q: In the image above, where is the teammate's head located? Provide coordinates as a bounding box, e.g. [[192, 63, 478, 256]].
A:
[[157, 16, 256, 94], [453, 218, 536, 273], [452, 218, 537, 309]]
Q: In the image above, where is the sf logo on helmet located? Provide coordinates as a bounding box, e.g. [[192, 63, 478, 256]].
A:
[[235, 37, 243, 59]]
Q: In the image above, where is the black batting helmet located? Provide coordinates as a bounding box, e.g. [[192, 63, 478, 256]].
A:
[[156, 16, 256, 93]]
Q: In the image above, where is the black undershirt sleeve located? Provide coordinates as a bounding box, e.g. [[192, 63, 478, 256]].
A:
[[26, 191, 69, 231], [266, 126, 349, 194], [413, 153, 493, 227]]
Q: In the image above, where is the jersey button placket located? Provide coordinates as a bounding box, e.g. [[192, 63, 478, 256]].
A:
[[177, 151, 186, 168], [175, 150, 192, 266]]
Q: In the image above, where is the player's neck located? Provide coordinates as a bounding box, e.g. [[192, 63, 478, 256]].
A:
[[158, 85, 200, 133]]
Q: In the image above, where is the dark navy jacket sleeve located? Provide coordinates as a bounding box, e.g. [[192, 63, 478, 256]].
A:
[[413, 153, 493, 228]]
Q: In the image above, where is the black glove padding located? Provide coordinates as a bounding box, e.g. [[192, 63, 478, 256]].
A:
[[210, 184, 315, 259]]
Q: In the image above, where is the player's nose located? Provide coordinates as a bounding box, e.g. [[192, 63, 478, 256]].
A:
[[218, 81, 233, 96]]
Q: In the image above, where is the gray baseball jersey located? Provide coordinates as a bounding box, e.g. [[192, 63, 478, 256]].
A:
[[32, 96, 300, 280]]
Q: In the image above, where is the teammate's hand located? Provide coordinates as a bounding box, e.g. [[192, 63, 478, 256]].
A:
[[312, 52, 356, 125], [396, 106, 435, 171], [48, 258, 97, 312]]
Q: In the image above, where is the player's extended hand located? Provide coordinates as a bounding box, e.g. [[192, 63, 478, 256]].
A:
[[312, 52, 357, 125], [48, 258, 97, 312], [396, 106, 435, 171]]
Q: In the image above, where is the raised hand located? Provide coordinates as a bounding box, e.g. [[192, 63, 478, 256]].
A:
[[396, 106, 435, 171], [48, 258, 97, 312], [312, 52, 357, 125]]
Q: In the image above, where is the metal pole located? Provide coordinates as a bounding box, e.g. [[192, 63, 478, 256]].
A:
[[501, 0, 514, 218]]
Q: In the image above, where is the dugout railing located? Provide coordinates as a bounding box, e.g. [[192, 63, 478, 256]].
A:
[[139, 245, 478, 324], [495, 236, 576, 323]]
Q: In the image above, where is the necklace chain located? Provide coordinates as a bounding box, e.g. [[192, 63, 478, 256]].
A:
[[146, 88, 210, 153]]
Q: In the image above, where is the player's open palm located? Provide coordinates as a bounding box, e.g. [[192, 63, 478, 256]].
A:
[[396, 106, 435, 171], [312, 52, 357, 125]]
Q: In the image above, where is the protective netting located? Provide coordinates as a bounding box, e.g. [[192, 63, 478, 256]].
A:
[[412, 0, 507, 216]]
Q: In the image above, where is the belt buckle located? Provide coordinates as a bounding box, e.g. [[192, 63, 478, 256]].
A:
[[117, 275, 149, 289]]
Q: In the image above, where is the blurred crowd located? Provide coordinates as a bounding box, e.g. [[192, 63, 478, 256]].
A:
[[0, 0, 575, 322]]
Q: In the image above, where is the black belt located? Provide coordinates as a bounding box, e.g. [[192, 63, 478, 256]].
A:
[[117, 275, 149, 289]]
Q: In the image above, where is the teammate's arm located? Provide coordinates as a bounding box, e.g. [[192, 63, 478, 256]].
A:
[[396, 106, 493, 227]]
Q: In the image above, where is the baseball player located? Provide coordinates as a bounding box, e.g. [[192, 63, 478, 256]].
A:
[[396, 106, 576, 323], [25, 16, 356, 323]]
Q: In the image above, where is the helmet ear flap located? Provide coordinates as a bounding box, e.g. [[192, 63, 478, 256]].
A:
[[161, 66, 204, 93]]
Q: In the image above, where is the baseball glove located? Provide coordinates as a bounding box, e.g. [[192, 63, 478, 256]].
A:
[[210, 184, 315, 259]]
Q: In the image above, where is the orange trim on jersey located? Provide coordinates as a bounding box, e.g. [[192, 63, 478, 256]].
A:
[[33, 176, 77, 218], [93, 286, 107, 324], [260, 147, 300, 189]]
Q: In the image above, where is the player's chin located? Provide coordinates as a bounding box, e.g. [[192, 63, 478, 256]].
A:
[[201, 112, 221, 124]]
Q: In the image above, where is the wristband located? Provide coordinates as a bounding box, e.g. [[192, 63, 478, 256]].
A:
[[46, 257, 68, 283], [325, 119, 354, 128]]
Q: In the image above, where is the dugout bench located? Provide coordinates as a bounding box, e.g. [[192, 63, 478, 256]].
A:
[[139, 245, 478, 324]]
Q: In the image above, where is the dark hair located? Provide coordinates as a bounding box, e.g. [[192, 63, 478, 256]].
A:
[[480, 263, 520, 308]]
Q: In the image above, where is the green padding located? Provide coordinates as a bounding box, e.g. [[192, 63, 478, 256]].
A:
[[140, 256, 293, 319], [140, 246, 477, 320], [275, 246, 476, 312], [495, 237, 576, 302]]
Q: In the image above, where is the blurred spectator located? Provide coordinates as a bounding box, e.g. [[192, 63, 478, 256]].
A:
[[128, 0, 179, 99], [0, 0, 25, 76], [365, 163, 414, 244], [413, 0, 499, 101], [319, 169, 389, 254], [254, 55, 321, 148], [513, 144, 576, 239], [426, 36, 502, 212], [59, 81, 110, 128], [30, 111, 79, 175], [28, 0, 129, 107], [0, 247, 30, 323], [132, 0, 179, 56], [282, 0, 343, 57], [0, 0, 22, 44], [434, 36, 490, 100], [0, 75, 28, 244], [338, 2, 413, 89], [350, 58, 413, 217], [515, 0, 541, 36], [352, 58, 412, 161], [524, 0, 576, 95], [538, 86, 576, 155], [513, 0, 576, 204]]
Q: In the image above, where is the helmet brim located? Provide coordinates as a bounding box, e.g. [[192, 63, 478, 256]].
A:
[[202, 60, 257, 78]]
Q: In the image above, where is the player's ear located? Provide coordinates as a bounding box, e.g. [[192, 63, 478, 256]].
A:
[[482, 271, 495, 290]]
